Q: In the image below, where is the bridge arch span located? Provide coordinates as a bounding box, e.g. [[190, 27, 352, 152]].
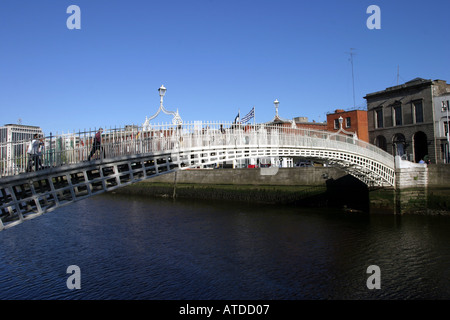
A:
[[1, 123, 394, 230]]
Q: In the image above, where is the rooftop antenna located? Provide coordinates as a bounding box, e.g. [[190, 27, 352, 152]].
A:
[[17, 118, 22, 125], [397, 65, 400, 85], [346, 48, 356, 108]]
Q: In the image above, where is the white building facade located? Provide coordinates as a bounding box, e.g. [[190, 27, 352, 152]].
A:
[[0, 124, 43, 175], [433, 93, 450, 163]]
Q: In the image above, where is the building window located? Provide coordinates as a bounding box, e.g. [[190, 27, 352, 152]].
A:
[[0, 128, 7, 143], [334, 119, 339, 130], [345, 117, 351, 128], [375, 109, 383, 128], [445, 121, 449, 137], [442, 100, 450, 112], [375, 135, 387, 151], [414, 101, 423, 123], [394, 105, 402, 126]]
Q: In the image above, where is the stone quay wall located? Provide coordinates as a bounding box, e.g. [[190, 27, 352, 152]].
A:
[[148, 166, 347, 186], [117, 162, 449, 215]]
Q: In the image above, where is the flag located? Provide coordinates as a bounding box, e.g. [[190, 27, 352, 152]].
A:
[[241, 107, 254, 124], [233, 112, 240, 124]]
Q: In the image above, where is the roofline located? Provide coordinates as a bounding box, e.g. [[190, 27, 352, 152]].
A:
[[326, 109, 367, 115], [2, 124, 42, 129], [364, 78, 435, 99]]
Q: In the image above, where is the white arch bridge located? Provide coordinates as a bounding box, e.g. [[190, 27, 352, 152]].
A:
[[0, 122, 395, 230]]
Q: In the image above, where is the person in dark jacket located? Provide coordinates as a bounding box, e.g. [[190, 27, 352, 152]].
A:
[[88, 128, 103, 161]]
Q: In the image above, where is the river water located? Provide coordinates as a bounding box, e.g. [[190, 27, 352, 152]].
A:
[[1, 192, 450, 300]]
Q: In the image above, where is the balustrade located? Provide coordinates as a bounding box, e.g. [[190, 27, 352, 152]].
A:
[[1, 122, 395, 187]]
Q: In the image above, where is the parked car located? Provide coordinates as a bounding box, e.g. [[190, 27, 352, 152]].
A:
[[296, 160, 314, 167]]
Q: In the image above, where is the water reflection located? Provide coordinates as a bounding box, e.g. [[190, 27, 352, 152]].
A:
[[1, 193, 450, 300]]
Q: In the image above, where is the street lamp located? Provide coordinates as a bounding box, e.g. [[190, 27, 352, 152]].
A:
[[158, 85, 166, 97], [338, 116, 344, 128], [158, 85, 166, 106], [274, 99, 279, 117]]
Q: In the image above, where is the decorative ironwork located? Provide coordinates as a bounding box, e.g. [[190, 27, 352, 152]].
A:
[[143, 85, 182, 130]]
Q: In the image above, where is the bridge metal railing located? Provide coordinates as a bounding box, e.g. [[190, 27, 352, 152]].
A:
[[0, 121, 394, 179]]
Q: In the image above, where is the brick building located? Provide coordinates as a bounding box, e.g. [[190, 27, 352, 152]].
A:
[[364, 78, 450, 163], [326, 109, 369, 142], [293, 117, 327, 131]]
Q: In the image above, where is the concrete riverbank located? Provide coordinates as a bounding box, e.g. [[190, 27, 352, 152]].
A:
[[115, 166, 450, 215]]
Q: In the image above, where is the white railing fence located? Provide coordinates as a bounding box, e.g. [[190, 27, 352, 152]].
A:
[[0, 121, 394, 178]]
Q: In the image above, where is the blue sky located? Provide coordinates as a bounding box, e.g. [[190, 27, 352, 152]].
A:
[[1, 0, 449, 135]]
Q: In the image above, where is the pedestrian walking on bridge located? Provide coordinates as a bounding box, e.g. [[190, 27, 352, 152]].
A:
[[88, 128, 104, 161], [26, 134, 44, 172]]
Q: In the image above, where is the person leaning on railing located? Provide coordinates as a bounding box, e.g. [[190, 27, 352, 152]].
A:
[[26, 134, 44, 172]]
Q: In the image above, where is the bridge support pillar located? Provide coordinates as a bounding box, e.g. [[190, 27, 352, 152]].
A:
[[394, 156, 428, 214]]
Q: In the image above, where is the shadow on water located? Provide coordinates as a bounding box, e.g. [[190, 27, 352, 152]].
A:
[[325, 175, 370, 213]]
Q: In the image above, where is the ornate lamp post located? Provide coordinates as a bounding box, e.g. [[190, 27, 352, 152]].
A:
[[158, 85, 166, 107], [143, 85, 182, 130], [337, 116, 358, 140], [274, 99, 279, 118]]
